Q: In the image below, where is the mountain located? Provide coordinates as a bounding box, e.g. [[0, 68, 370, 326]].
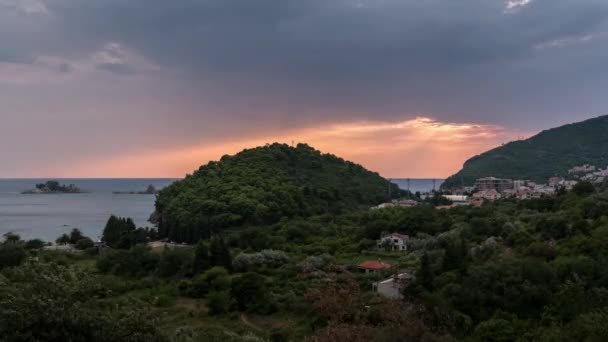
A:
[[155, 143, 406, 242], [442, 115, 608, 189]]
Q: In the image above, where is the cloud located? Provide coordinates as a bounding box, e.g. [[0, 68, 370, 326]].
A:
[[0, 42, 158, 84], [504, 0, 532, 12], [27, 0, 605, 129], [0, 0, 48, 15], [1, 0, 608, 177], [54, 117, 531, 178]]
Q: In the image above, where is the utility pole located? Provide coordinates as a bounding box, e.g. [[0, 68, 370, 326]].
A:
[[388, 178, 392, 201]]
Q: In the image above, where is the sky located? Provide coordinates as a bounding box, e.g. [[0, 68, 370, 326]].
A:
[[1, 0, 608, 178]]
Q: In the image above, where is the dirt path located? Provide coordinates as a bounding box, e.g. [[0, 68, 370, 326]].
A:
[[240, 313, 263, 332]]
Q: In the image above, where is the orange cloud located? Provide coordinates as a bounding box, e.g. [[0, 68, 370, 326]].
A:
[[62, 117, 532, 178]]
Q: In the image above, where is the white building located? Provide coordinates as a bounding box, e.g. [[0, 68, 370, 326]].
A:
[[442, 195, 469, 205], [377, 232, 409, 251]]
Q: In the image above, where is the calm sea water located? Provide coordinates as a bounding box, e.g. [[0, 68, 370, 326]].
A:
[[391, 178, 445, 193], [0, 179, 177, 242], [0, 178, 439, 242]]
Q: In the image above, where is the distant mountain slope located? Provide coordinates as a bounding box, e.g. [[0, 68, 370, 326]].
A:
[[155, 143, 406, 242], [442, 115, 608, 188]]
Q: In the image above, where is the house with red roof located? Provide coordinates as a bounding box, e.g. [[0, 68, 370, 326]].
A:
[[377, 232, 409, 252], [359, 260, 393, 273]]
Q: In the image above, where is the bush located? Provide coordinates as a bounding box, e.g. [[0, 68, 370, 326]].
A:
[[157, 247, 193, 278], [231, 272, 267, 311], [75, 238, 94, 250], [207, 291, 232, 315], [232, 250, 289, 272], [96, 246, 159, 277], [189, 266, 231, 298], [24, 239, 46, 250], [0, 244, 27, 269]]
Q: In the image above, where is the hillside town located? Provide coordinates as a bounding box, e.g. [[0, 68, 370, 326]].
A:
[[372, 164, 608, 210]]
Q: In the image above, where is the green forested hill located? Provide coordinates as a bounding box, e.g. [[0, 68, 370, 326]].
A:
[[443, 115, 608, 188], [155, 143, 404, 242]]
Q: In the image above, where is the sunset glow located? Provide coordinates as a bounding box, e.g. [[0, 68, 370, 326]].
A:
[[52, 117, 531, 179]]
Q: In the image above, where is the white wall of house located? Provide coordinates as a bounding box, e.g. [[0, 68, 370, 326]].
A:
[[377, 234, 407, 251]]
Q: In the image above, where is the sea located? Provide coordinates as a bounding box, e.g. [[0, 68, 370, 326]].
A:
[[391, 178, 444, 193], [0, 178, 441, 242], [0, 179, 177, 242]]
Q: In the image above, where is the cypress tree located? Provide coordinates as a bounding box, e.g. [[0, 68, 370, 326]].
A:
[[192, 241, 211, 274], [418, 252, 434, 290], [210, 235, 232, 272], [102, 215, 121, 247]]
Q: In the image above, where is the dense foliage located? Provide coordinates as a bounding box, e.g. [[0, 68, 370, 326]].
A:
[[443, 114, 608, 188], [6, 146, 608, 340], [155, 143, 405, 242], [102, 215, 157, 248], [0, 262, 165, 341]]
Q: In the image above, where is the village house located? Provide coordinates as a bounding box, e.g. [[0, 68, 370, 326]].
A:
[[359, 260, 393, 273], [377, 232, 409, 251], [473, 189, 501, 201], [372, 272, 414, 299], [569, 164, 596, 174], [548, 177, 563, 186]]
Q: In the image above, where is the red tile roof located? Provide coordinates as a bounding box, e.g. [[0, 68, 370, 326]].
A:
[[391, 233, 409, 239], [359, 260, 392, 270]]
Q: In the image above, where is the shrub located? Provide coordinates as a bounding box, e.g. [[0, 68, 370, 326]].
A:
[[75, 238, 94, 250], [207, 291, 232, 315]]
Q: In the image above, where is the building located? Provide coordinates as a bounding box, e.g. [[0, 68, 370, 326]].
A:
[[396, 199, 418, 207], [442, 195, 469, 206], [513, 180, 527, 190], [377, 232, 409, 251], [569, 165, 596, 174], [474, 177, 514, 192], [359, 260, 393, 273], [372, 272, 414, 299], [371, 199, 418, 210], [473, 189, 501, 201], [548, 177, 563, 186]]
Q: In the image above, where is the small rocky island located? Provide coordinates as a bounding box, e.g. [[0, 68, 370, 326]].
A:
[[22, 181, 83, 194], [113, 184, 158, 195]]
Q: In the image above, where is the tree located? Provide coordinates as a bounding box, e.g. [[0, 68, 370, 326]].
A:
[[157, 247, 193, 278], [192, 240, 211, 274], [96, 245, 159, 277], [0, 244, 27, 269], [418, 252, 434, 290], [102, 215, 120, 247], [68, 228, 85, 244], [473, 319, 516, 342], [189, 266, 231, 298], [207, 291, 232, 315], [56, 234, 70, 245], [210, 235, 232, 271], [102, 215, 142, 249], [231, 272, 266, 311], [442, 239, 467, 272], [0, 261, 166, 341], [75, 238, 94, 250], [2, 232, 21, 244], [573, 181, 595, 197], [24, 239, 45, 250]]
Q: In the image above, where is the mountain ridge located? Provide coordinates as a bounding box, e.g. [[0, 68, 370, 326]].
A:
[[442, 114, 608, 188]]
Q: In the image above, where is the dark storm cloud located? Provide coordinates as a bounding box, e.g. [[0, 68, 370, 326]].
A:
[[35, 0, 608, 128]]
